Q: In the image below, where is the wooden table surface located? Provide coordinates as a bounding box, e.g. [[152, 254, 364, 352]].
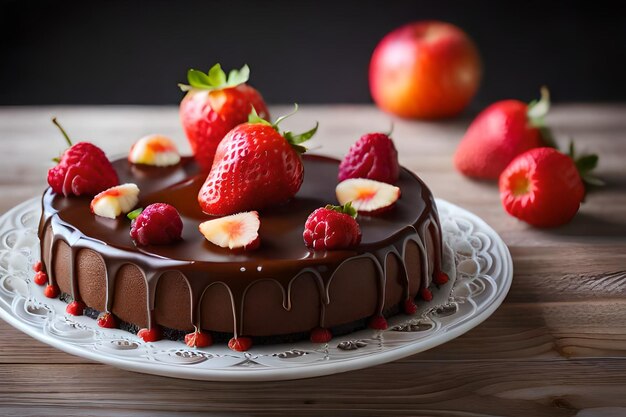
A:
[[0, 105, 625, 416]]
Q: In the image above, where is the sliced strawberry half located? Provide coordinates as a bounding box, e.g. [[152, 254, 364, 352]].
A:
[[90, 183, 140, 219], [336, 178, 400, 214], [128, 134, 181, 167], [199, 211, 260, 250]]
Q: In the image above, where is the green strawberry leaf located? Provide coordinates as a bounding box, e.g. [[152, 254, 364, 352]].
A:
[[581, 174, 606, 187], [207, 63, 226, 86], [247, 106, 272, 126], [227, 64, 250, 86], [274, 104, 299, 126], [284, 122, 319, 146], [325, 202, 357, 218], [127, 208, 143, 221], [247, 104, 318, 154], [576, 154, 599, 174], [538, 126, 558, 149], [566, 138, 603, 190], [179, 64, 250, 92]]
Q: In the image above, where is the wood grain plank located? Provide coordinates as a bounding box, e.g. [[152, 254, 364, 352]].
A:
[[1, 361, 626, 416]]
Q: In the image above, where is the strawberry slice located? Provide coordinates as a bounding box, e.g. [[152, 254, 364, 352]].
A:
[[128, 135, 181, 167], [199, 211, 260, 250], [336, 178, 400, 214], [90, 183, 140, 219]]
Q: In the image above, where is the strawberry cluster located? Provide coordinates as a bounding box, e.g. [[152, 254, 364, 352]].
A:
[[454, 87, 601, 228]]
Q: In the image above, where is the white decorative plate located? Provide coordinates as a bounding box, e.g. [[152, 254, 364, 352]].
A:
[[0, 198, 512, 381]]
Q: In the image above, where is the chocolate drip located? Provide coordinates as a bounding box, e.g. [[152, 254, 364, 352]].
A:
[[38, 155, 443, 338]]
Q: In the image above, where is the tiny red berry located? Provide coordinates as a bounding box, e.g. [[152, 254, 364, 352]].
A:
[[97, 312, 118, 329], [421, 287, 433, 302], [66, 300, 86, 316], [184, 331, 213, 348], [43, 284, 59, 298], [368, 315, 388, 330], [32, 261, 43, 273], [137, 327, 163, 343], [403, 299, 418, 315], [434, 271, 449, 285], [33, 271, 48, 286], [310, 327, 332, 343], [228, 337, 253, 352]]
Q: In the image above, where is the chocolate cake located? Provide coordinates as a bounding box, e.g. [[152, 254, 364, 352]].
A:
[[38, 154, 444, 345]]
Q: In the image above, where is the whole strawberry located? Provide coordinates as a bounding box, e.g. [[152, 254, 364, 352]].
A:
[[179, 64, 269, 171], [303, 203, 362, 250], [454, 87, 555, 180], [129, 204, 183, 245], [499, 147, 585, 228], [198, 106, 318, 216], [47, 118, 119, 197], [338, 132, 400, 184]]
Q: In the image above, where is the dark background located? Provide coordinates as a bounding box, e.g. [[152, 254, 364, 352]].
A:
[[1, 0, 625, 108]]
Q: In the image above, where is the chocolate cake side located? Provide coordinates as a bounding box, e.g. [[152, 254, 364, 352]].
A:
[[38, 155, 444, 342]]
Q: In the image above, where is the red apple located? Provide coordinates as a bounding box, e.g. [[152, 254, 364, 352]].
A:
[[369, 21, 482, 119]]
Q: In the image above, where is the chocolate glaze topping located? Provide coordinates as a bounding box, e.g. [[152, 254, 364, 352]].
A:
[[39, 155, 442, 338]]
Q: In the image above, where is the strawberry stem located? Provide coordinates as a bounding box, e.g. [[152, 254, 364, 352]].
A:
[[248, 105, 318, 154], [385, 121, 394, 137], [127, 208, 143, 221], [526, 87, 558, 149], [567, 139, 604, 188], [52, 118, 73, 147], [325, 202, 358, 218], [527, 86, 550, 121]]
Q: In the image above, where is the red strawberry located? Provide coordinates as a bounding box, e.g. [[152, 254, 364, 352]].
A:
[[44, 284, 59, 298], [97, 312, 118, 329], [33, 271, 48, 286], [338, 132, 400, 184], [130, 203, 183, 246], [454, 87, 555, 179], [179, 64, 269, 171], [138, 327, 163, 342], [66, 300, 86, 316], [310, 327, 332, 343], [228, 337, 253, 352], [184, 330, 213, 348], [499, 147, 586, 228], [303, 203, 362, 250], [198, 107, 318, 216], [47, 118, 119, 197]]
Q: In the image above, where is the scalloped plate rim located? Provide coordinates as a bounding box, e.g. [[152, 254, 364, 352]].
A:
[[0, 197, 512, 381]]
